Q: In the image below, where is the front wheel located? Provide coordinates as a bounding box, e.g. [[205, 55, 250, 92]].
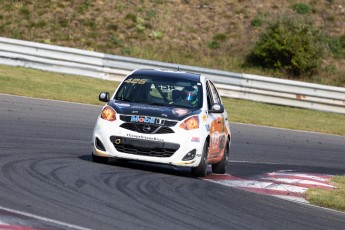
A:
[[191, 141, 209, 177], [211, 139, 229, 174], [92, 153, 108, 164]]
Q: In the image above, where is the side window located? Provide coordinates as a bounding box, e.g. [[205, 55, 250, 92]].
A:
[[206, 81, 213, 110], [209, 81, 221, 104]]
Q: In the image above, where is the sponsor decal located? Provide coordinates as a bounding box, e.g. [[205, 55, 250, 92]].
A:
[[172, 108, 190, 117], [126, 133, 164, 142], [130, 116, 166, 125], [130, 104, 167, 111], [131, 116, 155, 123], [157, 84, 175, 91], [155, 118, 165, 125], [191, 137, 200, 142]]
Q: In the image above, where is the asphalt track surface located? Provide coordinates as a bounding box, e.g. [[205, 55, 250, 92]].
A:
[[0, 94, 344, 230]]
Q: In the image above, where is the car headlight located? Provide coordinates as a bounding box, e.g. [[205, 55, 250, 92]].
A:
[[101, 106, 116, 121], [179, 116, 199, 130]]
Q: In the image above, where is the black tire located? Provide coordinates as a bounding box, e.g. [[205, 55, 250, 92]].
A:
[[191, 141, 208, 177], [92, 153, 108, 164], [212, 140, 229, 174]]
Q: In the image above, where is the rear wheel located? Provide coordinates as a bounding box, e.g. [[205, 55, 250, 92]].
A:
[[191, 141, 208, 177], [211, 139, 229, 174], [92, 153, 108, 164]]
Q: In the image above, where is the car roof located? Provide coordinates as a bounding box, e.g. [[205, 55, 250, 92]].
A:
[[130, 69, 201, 82]]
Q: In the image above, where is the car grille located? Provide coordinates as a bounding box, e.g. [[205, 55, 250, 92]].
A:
[[120, 123, 174, 134], [114, 145, 176, 157], [110, 136, 179, 158]]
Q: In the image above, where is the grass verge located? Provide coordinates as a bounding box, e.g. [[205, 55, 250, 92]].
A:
[[1, 64, 345, 136], [0, 65, 116, 105], [306, 176, 345, 212]]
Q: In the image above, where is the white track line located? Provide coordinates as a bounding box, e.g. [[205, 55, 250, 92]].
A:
[[0, 206, 93, 230], [229, 160, 292, 165]]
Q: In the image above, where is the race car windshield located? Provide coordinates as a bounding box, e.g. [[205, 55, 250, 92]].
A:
[[114, 76, 202, 109]]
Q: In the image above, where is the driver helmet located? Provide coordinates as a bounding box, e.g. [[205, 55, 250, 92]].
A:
[[182, 86, 198, 104]]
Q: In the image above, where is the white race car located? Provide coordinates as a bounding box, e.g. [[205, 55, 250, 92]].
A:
[[92, 69, 231, 177]]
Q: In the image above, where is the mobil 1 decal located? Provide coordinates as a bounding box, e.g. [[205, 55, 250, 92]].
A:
[[131, 116, 165, 125]]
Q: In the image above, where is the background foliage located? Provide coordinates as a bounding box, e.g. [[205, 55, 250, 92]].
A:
[[248, 15, 327, 77], [0, 0, 344, 86]]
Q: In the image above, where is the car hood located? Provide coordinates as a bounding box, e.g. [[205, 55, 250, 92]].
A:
[[108, 100, 201, 121]]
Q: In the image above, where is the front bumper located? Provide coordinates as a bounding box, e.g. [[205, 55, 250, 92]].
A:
[[92, 117, 206, 167]]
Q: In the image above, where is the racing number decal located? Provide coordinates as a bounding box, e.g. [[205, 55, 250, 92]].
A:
[[124, 78, 147, 84], [209, 114, 226, 157], [210, 130, 221, 150]]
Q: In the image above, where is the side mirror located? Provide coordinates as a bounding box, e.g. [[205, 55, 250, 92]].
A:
[[209, 103, 224, 113], [99, 92, 110, 102]]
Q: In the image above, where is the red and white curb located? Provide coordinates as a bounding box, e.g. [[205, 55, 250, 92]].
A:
[[0, 220, 39, 230], [204, 170, 335, 203], [0, 219, 51, 230]]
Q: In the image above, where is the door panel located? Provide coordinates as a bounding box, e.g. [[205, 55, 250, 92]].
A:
[[208, 114, 226, 160], [206, 80, 227, 162]]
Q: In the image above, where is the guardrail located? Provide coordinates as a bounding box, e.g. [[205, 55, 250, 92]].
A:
[[0, 37, 344, 114]]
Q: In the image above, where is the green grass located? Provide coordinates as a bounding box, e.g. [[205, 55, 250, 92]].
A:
[[306, 176, 345, 212], [1, 64, 345, 136], [223, 99, 345, 136], [0, 65, 117, 105]]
